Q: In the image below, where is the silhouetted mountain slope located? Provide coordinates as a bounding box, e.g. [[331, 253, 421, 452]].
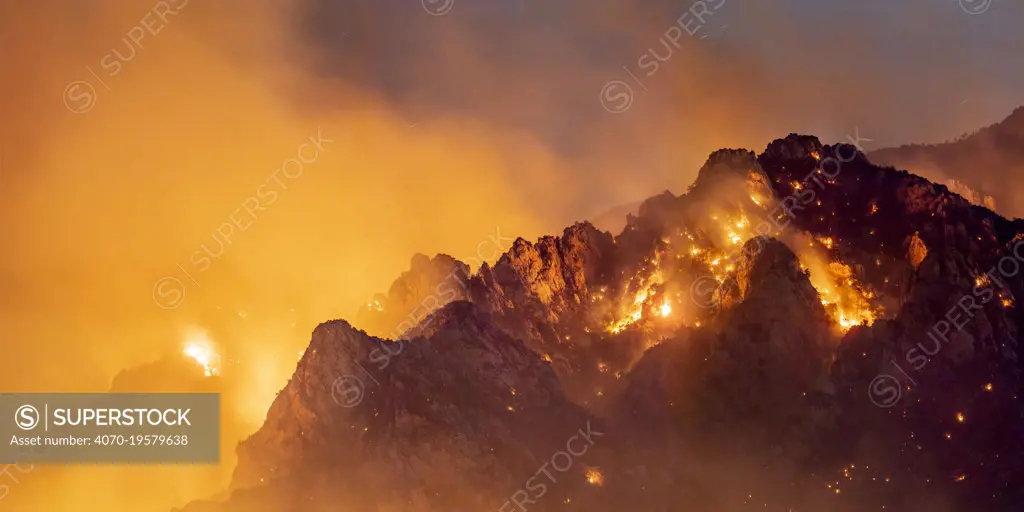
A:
[[588, 200, 641, 235], [869, 106, 1024, 218]]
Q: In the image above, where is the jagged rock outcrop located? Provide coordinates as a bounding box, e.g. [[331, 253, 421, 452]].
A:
[[714, 238, 834, 396], [472, 222, 615, 326], [908, 232, 928, 268]]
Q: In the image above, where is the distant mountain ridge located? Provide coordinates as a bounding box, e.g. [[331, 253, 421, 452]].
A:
[[869, 106, 1024, 218]]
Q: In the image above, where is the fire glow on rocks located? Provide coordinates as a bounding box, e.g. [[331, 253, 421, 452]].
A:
[[601, 178, 879, 337]]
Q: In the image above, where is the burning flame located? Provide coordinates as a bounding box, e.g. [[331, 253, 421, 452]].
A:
[[607, 253, 667, 333], [586, 467, 604, 486], [603, 200, 877, 337], [659, 300, 672, 317], [183, 330, 220, 377], [608, 287, 649, 333], [798, 248, 877, 332]]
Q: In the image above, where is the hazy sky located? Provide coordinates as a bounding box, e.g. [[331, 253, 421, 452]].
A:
[[282, 0, 1022, 214], [305, 0, 1022, 138]]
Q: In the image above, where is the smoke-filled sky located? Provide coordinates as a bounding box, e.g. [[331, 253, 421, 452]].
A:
[[0, 0, 1022, 443], [0, 0, 1020, 509]]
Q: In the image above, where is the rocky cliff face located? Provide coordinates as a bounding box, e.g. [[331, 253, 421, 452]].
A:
[[181, 132, 1024, 512]]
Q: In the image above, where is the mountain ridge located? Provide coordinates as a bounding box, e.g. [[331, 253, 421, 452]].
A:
[[179, 130, 1024, 512], [869, 106, 1024, 219]]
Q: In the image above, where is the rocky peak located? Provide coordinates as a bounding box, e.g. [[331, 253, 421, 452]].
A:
[[715, 237, 834, 400]]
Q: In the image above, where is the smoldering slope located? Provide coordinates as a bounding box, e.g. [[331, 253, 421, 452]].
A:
[[0, 0, 1019, 510]]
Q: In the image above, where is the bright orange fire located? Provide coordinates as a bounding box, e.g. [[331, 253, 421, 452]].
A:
[[800, 253, 877, 331], [608, 287, 649, 333], [183, 330, 221, 377], [607, 253, 665, 334], [604, 193, 878, 337], [659, 300, 672, 317]]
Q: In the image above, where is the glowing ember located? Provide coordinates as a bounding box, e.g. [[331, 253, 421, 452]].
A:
[[183, 331, 220, 377], [586, 468, 604, 486], [956, 412, 966, 423]]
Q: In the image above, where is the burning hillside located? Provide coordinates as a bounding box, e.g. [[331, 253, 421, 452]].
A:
[[175, 133, 1024, 512]]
